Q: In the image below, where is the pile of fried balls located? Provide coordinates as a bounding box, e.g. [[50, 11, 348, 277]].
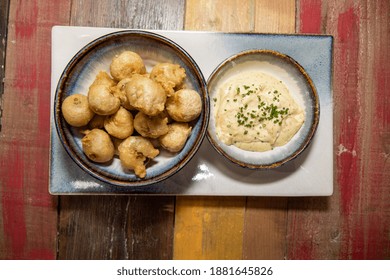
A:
[[61, 51, 202, 179]]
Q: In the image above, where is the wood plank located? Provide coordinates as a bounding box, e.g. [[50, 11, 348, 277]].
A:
[[184, 0, 255, 32], [0, 0, 71, 259], [287, 0, 341, 260], [57, 0, 185, 260], [242, 0, 295, 260], [69, 0, 185, 29], [254, 0, 295, 33], [243, 197, 288, 259], [58, 196, 174, 259], [174, 0, 252, 260], [288, 0, 390, 259], [0, 0, 10, 255], [174, 197, 245, 259], [0, 0, 9, 132], [176, 0, 296, 261], [333, 0, 390, 260]]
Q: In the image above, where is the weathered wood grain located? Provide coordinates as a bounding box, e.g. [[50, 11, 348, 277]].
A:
[[0, 0, 71, 259], [57, 0, 185, 260], [70, 0, 185, 29], [332, 0, 390, 260], [242, 0, 295, 260], [285, 0, 339, 260], [287, 0, 390, 259], [1, 0, 388, 261], [184, 0, 254, 32], [0, 0, 9, 132], [174, 0, 255, 260], [254, 0, 295, 33], [0, 0, 10, 256], [174, 197, 246, 259], [243, 197, 288, 259], [58, 196, 174, 259], [175, 0, 296, 261]]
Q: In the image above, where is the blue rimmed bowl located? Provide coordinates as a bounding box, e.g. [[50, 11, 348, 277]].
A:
[[54, 30, 209, 187], [207, 49, 319, 169]]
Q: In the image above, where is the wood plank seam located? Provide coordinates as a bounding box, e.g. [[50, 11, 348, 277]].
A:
[[55, 194, 62, 260], [249, 0, 255, 32], [0, 0, 10, 132]]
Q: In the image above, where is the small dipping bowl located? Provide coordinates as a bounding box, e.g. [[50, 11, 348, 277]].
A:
[[207, 49, 319, 169]]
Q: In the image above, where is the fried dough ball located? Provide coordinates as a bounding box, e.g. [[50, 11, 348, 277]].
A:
[[88, 84, 120, 115], [90, 71, 116, 87], [111, 78, 134, 110], [150, 63, 186, 96], [159, 122, 192, 152], [104, 107, 134, 139], [88, 114, 106, 129], [134, 111, 169, 139], [81, 129, 115, 163], [125, 75, 166, 116], [166, 89, 202, 122], [62, 94, 95, 127], [110, 51, 146, 81], [118, 136, 159, 178]]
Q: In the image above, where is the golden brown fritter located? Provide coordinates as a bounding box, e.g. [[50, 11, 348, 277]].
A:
[[150, 63, 186, 96], [62, 94, 95, 127], [110, 51, 146, 81], [158, 122, 192, 152], [88, 84, 121, 115], [81, 129, 115, 163], [166, 89, 202, 122], [104, 107, 134, 139], [133, 111, 169, 139], [125, 75, 166, 116], [118, 136, 159, 178]]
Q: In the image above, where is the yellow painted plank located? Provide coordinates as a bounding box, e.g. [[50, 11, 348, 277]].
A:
[[174, 0, 254, 260], [243, 0, 295, 260], [184, 0, 254, 32], [254, 0, 296, 33], [174, 197, 246, 259], [175, 0, 296, 260]]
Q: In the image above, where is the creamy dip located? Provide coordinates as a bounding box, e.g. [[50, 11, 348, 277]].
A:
[[213, 71, 305, 152]]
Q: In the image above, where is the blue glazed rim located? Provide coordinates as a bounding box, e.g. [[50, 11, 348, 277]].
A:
[[54, 30, 209, 187]]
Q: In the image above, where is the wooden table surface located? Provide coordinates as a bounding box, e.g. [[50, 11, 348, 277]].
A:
[[0, 0, 389, 260]]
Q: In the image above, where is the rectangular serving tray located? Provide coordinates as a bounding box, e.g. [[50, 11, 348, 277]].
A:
[[50, 26, 333, 196]]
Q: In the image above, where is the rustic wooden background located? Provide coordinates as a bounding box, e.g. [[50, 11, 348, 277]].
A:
[[0, 0, 389, 260]]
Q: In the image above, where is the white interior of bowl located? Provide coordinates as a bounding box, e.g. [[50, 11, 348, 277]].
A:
[[207, 51, 317, 167]]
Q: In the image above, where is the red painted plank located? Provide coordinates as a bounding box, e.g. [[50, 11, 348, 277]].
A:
[[0, 0, 71, 259], [364, 1, 390, 259], [15, 0, 38, 38], [336, 6, 361, 217], [1, 142, 27, 259], [286, 0, 341, 260], [335, 7, 365, 259], [0, 0, 10, 132], [292, 0, 390, 260], [335, 4, 390, 260], [299, 0, 322, 33]]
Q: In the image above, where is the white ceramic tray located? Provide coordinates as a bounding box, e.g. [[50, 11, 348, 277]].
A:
[[50, 26, 333, 196]]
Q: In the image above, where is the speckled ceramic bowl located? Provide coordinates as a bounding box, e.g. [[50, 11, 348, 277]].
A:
[[207, 49, 319, 169], [54, 30, 209, 187]]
